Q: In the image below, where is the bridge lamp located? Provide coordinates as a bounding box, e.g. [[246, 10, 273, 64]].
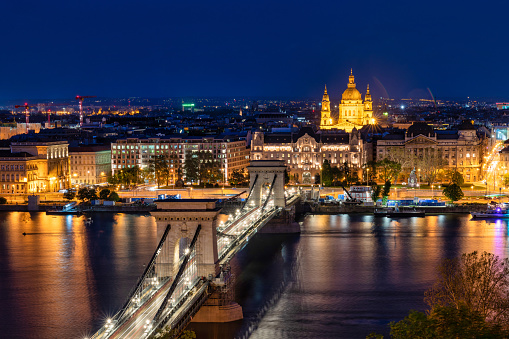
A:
[[185, 248, 190, 254]]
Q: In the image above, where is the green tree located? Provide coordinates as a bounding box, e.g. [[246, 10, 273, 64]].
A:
[[77, 187, 97, 203], [321, 159, 333, 186], [331, 166, 342, 185], [376, 158, 401, 183], [184, 153, 200, 183], [382, 180, 391, 205], [364, 160, 378, 183], [149, 155, 170, 188], [386, 305, 507, 339], [446, 170, 465, 186], [63, 190, 76, 201], [99, 189, 111, 200], [443, 183, 464, 202], [108, 191, 120, 202], [371, 185, 382, 202], [230, 169, 248, 186]]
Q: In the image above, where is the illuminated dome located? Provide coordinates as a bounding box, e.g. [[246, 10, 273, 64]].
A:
[[341, 70, 362, 101]]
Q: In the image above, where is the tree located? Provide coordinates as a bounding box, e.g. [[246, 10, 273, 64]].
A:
[[503, 173, 509, 188], [376, 158, 401, 183], [284, 169, 290, 184], [321, 159, 333, 186], [99, 189, 111, 200], [77, 187, 97, 203], [184, 153, 200, 183], [382, 180, 391, 205], [230, 169, 248, 186], [443, 183, 464, 202], [331, 166, 342, 185], [63, 190, 76, 201], [416, 149, 448, 185], [108, 191, 120, 202], [314, 173, 320, 185], [0, 197, 7, 204], [386, 305, 507, 339], [424, 251, 509, 326], [363, 160, 378, 183], [371, 185, 382, 202], [446, 169, 464, 186], [368, 251, 509, 339], [149, 155, 170, 188]]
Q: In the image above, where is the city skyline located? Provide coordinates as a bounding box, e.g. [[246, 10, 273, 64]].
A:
[[1, 1, 508, 102]]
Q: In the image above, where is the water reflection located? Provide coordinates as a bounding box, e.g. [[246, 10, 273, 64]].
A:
[[0, 212, 157, 339], [1, 213, 509, 338]]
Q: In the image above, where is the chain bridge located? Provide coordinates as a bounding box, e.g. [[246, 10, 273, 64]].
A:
[[90, 161, 301, 339]]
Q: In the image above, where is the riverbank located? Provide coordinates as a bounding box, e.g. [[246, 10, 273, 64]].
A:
[[312, 203, 487, 215]]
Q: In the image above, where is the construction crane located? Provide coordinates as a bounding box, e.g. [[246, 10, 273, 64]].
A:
[[75, 95, 96, 127], [36, 103, 69, 127], [14, 103, 36, 133]]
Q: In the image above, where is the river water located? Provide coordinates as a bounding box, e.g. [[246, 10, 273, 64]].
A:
[[0, 212, 508, 339]]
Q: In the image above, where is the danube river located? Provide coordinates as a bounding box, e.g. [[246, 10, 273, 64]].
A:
[[0, 212, 508, 338]]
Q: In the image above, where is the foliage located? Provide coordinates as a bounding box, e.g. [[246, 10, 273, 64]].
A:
[[108, 191, 120, 202], [153, 326, 196, 339], [77, 187, 98, 203], [443, 183, 464, 202], [230, 169, 248, 186], [314, 173, 320, 185], [382, 180, 391, 197], [341, 160, 351, 186], [503, 173, 509, 188], [369, 251, 509, 339], [284, 169, 290, 185], [364, 160, 378, 183], [371, 185, 382, 202], [416, 150, 448, 185], [376, 158, 401, 183], [321, 159, 333, 186], [184, 153, 200, 183], [331, 166, 342, 184], [108, 166, 143, 188], [99, 189, 111, 200], [63, 190, 76, 201], [149, 155, 170, 188], [424, 251, 509, 325], [0, 197, 7, 204], [386, 305, 507, 339], [445, 170, 464, 186]]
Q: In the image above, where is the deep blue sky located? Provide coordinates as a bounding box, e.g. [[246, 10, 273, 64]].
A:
[[0, 0, 507, 102]]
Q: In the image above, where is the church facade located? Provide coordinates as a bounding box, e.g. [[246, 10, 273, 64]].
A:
[[320, 70, 374, 133]]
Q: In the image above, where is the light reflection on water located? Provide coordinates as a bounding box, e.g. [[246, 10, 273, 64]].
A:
[[0, 212, 508, 338]]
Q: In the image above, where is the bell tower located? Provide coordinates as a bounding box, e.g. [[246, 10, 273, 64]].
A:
[[364, 84, 373, 124], [320, 85, 332, 129]]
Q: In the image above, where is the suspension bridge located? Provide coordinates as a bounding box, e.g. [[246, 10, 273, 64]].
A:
[[90, 160, 301, 339]]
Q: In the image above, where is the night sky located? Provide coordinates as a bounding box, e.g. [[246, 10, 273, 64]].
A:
[[0, 0, 507, 101]]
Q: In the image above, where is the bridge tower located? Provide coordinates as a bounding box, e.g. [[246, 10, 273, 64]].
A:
[[246, 160, 287, 208], [151, 199, 220, 279]]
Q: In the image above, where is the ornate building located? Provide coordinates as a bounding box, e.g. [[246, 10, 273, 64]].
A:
[[320, 70, 374, 132], [376, 121, 489, 183], [251, 127, 365, 184]]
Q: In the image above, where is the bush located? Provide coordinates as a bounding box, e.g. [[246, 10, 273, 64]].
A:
[[0, 197, 7, 204]]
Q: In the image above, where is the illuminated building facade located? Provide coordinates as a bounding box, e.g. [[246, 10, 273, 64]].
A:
[[376, 121, 488, 183], [251, 127, 365, 184], [111, 136, 250, 183], [0, 141, 70, 193], [69, 145, 111, 186], [320, 70, 373, 132]]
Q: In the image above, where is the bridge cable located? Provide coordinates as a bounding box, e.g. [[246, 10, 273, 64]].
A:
[[153, 224, 202, 325], [241, 174, 258, 210], [116, 223, 172, 321], [261, 174, 277, 211]]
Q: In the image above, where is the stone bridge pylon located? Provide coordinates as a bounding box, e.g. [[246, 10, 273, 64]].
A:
[[246, 160, 287, 208]]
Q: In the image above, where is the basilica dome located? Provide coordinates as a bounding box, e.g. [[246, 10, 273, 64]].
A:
[[342, 87, 362, 100], [341, 70, 362, 101]]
